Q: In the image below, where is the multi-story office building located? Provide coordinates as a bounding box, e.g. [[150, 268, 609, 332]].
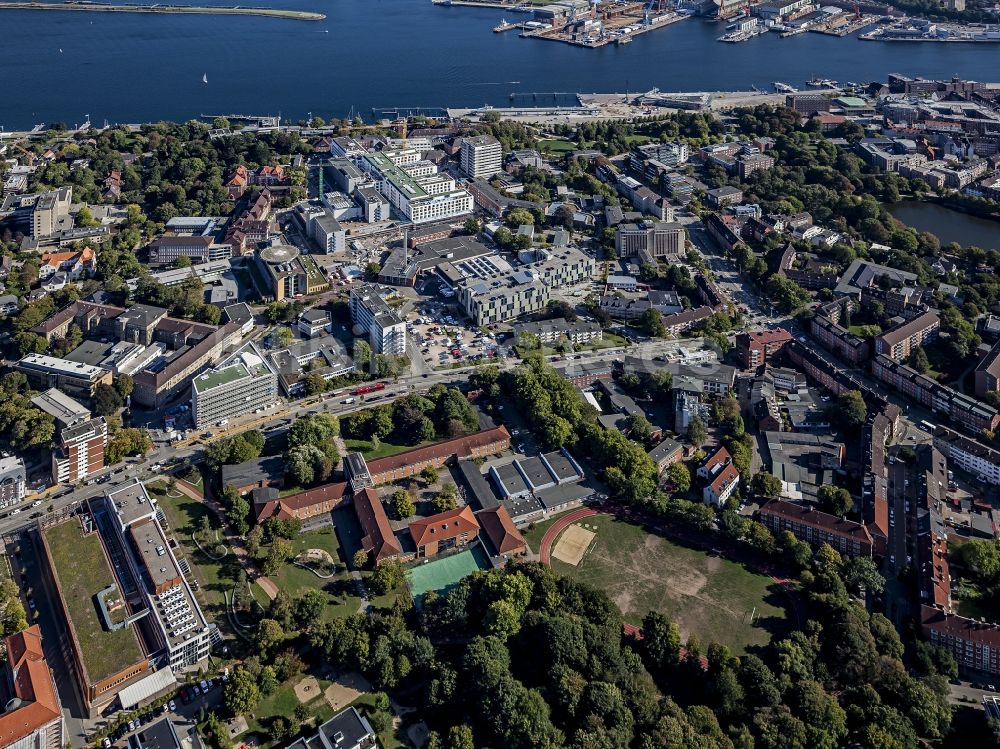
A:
[[460, 135, 503, 179], [874, 311, 940, 361], [456, 248, 594, 326], [147, 236, 232, 265], [191, 344, 277, 428], [52, 416, 107, 484], [614, 222, 686, 260], [100, 481, 215, 669], [15, 354, 114, 400], [349, 285, 406, 355], [31, 187, 72, 237], [0, 456, 26, 510], [255, 245, 330, 302], [360, 152, 473, 224], [0, 626, 64, 749]]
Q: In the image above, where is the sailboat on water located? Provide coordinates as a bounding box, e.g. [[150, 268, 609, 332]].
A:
[[202, 73, 208, 84]]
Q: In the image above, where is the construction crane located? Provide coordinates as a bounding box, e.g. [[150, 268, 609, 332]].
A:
[[852, 1, 861, 20]]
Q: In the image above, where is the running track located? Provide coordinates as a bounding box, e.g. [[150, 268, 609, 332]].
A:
[[537, 507, 598, 564]]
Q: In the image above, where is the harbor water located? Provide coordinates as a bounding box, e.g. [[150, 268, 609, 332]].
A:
[[1, 0, 1000, 128]]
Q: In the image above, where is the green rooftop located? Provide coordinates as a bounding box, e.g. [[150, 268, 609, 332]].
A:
[[364, 151, 429, 201], [836, 96, 868, 108], [192, 362, 249, 393], [44, 520, 145, 683]]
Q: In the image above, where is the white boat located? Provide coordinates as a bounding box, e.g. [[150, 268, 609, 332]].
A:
[[772, 81, 797, 93], [202, 73, 208, 84]]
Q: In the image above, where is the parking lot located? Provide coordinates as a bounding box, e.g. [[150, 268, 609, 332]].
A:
[[407, 299, 507, 370]]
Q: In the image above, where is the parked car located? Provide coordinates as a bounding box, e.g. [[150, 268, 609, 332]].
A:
[[168, 700, 176, 712]]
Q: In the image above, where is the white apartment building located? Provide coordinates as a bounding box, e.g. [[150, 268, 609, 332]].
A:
[[461, 135, 503, 180], [191, 344, 278, 428], [0, 456, 26, 510], [53, 416, 107, 485], [933, 426, 1000, 485], [350, 284, 407, 355], [360, 152, 473, 225]]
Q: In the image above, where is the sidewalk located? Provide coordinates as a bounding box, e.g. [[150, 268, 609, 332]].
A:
[[173, 478, 279, 600]]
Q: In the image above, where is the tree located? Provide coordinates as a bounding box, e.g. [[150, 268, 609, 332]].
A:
[[255, 618, 285, 654], [421, 466, 440, 484], [369, 559, 404, 595], [390, 489, 416, 519], [752, 471, 782, 498], [667, 462, 691, 492], [92, 384, 124, 416], [641, 308, 668, 338], [829, 390, 866, 431], [353, 548, 370, 570], [445, 725, 475, 749], [262, 538, 293, 575], [687, 416, 707, 448], [625, 413, 653, 440], [842, 556, 885, 595], [907, 346, 931, 375], [227, 494, 251, 536], [817, 484, 853, 516], [432, 483, 458, 513], [223, 668, 260, 716], [114, 374, 134, 399]]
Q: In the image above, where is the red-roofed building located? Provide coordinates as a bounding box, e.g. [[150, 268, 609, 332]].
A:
[[759, 499, 874, 557], [409, 506, 480, 558], [476, 506, 526, 558], [0, 626, 63, 749], [704, 463, 740, 508], [354, 488, 402, 562], [735, 329, 793, 370], [226, 165, 249, 199], [366, 426, 510, 485], [921, 605, 1000, 675], [255, 481, 350, 522]]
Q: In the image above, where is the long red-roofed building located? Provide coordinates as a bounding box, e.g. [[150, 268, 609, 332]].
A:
[[354, 487, 402, 562], [0, 625, 63, 749]]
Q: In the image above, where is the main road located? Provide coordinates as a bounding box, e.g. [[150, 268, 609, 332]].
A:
[[1, 337, 690, 538]]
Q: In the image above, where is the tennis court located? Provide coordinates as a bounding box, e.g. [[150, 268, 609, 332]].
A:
[[406, 544, 491, 604]]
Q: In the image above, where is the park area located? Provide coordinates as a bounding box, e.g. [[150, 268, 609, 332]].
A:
[[541, 514, 791, 653]]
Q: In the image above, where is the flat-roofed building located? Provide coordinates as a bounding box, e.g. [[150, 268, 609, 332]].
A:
[[285, 706, 376, 749], [100, 481, 214, 670], [735, 329, 792, 369], [147, 236, 231, 266], [512, 318, 602, 346], [360, 151, 473, 224], [52, 416, 107, 485], [191, 344, 277, 428], [0, 456, 26, 511], [39, 517, 150, 715], [349, 284, 406, 356], [15, 354, 113, 399], [460, 135, 503, 180], [615, 222, 686, 260], [30, 387, 91, 429]]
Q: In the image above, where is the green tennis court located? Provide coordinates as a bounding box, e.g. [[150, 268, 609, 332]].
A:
[[406, 544, 491, 604]]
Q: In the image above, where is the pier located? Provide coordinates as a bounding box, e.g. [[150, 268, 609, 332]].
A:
[[0, 1, 325, 21]]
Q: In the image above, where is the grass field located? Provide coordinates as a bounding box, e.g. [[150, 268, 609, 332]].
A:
[[550, 515, 790, 653], [265, 527, 363, 620], [43, 521, 145, 682], [343, 438, 432, 460], [538, 138, 577, 154]]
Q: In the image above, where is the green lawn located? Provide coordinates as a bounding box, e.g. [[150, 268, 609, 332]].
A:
[[550, 515, 790, 653], [264, 527, 364, 620], [343, 438, 432, 460], [43, 521, 145, 683], [147, 481, 240, 632], [538, 139, 576, 154]]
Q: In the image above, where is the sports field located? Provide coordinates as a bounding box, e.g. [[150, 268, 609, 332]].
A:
[[406, 544, 490, 603], [550, 515, 790, 653]]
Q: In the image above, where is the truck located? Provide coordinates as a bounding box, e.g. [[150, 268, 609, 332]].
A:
[[352, 382, 387, 396]]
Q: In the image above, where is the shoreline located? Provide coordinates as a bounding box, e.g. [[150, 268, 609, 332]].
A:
[[0, 1, 325, 21]]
